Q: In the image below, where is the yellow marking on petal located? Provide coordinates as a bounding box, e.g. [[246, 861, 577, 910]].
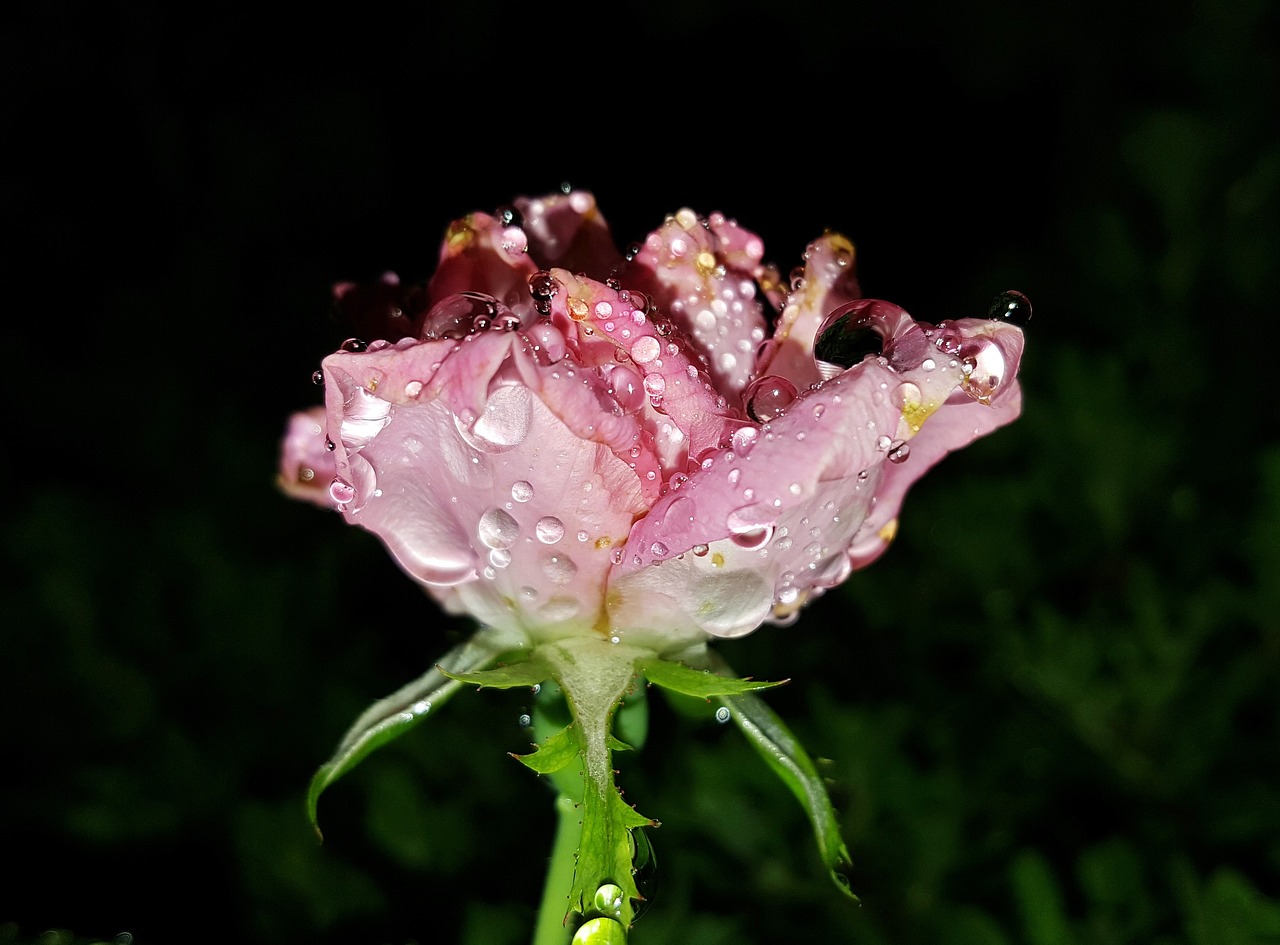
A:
[[367, 377, 379, 392], [594, 536, 613, 550], [695, 250, 717, 274], [711, 552, 725, 568], [445, 218, 474, 251], [901, 399, 939, 434], [878, 519, 899, 544], [567, 297, 590, 321]]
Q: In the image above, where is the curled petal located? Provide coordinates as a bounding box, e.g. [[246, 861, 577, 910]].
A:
[[279, 406, 338, 507], [428, 211, 541, 320], [756, 232, 862, 391], [625, 207, 770, 396], [516, 189, 624, 276]]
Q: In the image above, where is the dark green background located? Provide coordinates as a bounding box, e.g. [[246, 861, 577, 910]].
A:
[[3, 1, 1277, 943]]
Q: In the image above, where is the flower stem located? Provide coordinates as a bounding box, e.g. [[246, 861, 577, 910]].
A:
[[533, 792, 581, 945]]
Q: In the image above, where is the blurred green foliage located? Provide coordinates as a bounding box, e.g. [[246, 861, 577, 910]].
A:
[[2, 0, 1276, 942]]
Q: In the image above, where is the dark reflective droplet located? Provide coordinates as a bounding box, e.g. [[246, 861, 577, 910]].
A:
[[631, 826, 658, 921], [341, 337, 368, 353], [496, 204, 523, 229], [987, 290, 1032, 326], [624, 242, 643, 262], [815, 314, 883, 368], [528, 271, 558, 315], [324, 437, 335, 451], [310, 369, 324, 386]]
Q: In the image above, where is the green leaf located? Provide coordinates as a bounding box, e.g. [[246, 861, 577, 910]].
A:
[[573, 779, 657, 926], [305, 632, 505, 837], [441, 657, 553, 690], [706, 657, 857, 901], [513, 722, 581, 775], [639, 657, 787, 699]]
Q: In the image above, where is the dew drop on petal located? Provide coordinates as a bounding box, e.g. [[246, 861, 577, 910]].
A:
[[511, 480, 534, 502], [478, 507, 520, 549], [630, 335, 661, 364], [542, 553, 578, 585], [535, 516, 565, 544], [650, 541, 670, 558], [744, 375, 798, 422], [814, 307, 883, 368], [457, 385, 533, 452], [692, 543, 710, 556], [888, 441, 911, 464], [329, 477, 356, 505], [987, 289, 1033, 326], [643, 373, 666, 397]]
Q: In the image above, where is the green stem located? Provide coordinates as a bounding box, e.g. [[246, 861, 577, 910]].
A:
[[533, 792, 581, 945]]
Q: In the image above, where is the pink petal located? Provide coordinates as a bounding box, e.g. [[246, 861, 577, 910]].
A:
[[624, 208, 770, 396], [320, 329, 649, 639], [755, 232, 861, 391], [278, 406, 338, 507], [515, 189, 624, 276], [428, 211, 541, 318]]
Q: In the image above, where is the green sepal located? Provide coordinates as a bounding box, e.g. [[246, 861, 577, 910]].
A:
[[306, 632, 507, 838], [513, 722, 580, 775], [639, 656, 788, 699], [716, 684, 858, 901], [440, 656, 553, 690], [572, 779, 658, 927]]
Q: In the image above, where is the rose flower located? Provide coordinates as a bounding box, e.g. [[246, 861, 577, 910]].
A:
[[282, 190, 1024, 654]]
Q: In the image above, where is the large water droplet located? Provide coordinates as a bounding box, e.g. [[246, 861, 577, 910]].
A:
[[608, 365, 645, 412], [535, 516, 565, 544], [630, 335, 661, 364], [814, 307, 883, 370], [422, 291, 505, 340], [887, 441, 911, 463], [744, 375, 797, 422], [987, 289, 1032, 326], [456, 385, 533, 452], [340, 387, 393, 450], [541, 554, 578, 585], [329, 477, 356, 505], [478, 507, 520, 549], [959, 338, 1008, 403], [727, 506, 774, 549], [511, 480, 535, 502]]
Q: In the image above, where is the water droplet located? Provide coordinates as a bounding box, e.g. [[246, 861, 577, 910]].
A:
[[489, 548, 512, 568], [538, 596, 581, 620], [650, 541, 670, 558], [692, 543, 709, 556], [959, 338, 1008, 403], [744, 375, 798, 422], [987, 289, 1032, 326], [528, 270, 558, 314], [535, 516, 565, 544], [608, 365, 645, 412], [887, 441, 910, 463], [727, 506, 774, 549], [456, 385, 533, 452], [643, 373, 666, 397], [891, 381, 922, 410], [571, 917, 627, 945], [478, 507, 520, 549], [403, 379, 424, 398], [875, 434, 892, 451], [511, 480, 534, 502], [715, 706, 731, 723], [814, 307, 883, 368], [542, 553, 578, 585], [630, 335, 661, 364], [341, 337, 368, 353], [421, 291, 506, 339], [730, 425, 759, 455], [329, 477, 356, 505], [518, 712, 532, 728], [311, 369, 324, 386]]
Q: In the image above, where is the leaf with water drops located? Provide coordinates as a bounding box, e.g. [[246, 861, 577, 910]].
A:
[[638, 657, 788, 699], [306, 631, 508, 836], [703, 655, 857, 901], [512, 721, 581, 775], [439, 656, 553, 690]]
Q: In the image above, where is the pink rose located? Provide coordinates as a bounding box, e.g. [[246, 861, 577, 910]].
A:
[[282, 191, 1026, 654]]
